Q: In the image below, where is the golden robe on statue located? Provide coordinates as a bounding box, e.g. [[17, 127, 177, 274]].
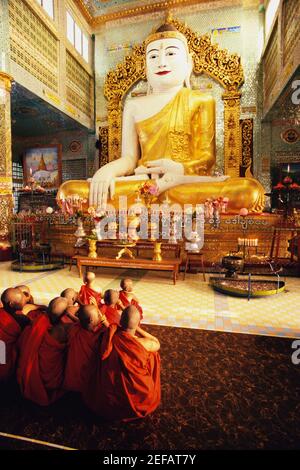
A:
[[57, 88, 265, 213]]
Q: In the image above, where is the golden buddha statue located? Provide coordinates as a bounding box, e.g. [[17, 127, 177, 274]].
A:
[[57, 23, 265, 213]]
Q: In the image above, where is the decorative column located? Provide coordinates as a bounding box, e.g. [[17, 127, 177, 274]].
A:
[[0, 72, 14, 241], [222, 91, 242, 178]]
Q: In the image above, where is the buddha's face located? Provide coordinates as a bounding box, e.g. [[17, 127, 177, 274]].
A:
[[146, 38, 189, 91]]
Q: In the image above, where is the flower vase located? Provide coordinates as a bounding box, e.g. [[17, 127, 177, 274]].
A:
[[153, 241, 162, 262], [88, 239, 97, 258]]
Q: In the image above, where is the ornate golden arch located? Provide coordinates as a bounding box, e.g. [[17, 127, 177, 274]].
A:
[[103, 17, 245, 178]]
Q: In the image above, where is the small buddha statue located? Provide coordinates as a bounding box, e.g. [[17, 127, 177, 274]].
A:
[[57, 23, 265, 213]]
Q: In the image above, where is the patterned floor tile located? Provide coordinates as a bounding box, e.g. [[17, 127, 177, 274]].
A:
[[1, 262, 300, 338]]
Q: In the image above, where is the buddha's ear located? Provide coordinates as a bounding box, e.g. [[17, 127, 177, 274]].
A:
[[184, 53, 194, 88], [147, 83, 153, 95]]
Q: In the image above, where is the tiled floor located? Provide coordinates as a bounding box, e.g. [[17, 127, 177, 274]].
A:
[[1, 261, 299, 338]]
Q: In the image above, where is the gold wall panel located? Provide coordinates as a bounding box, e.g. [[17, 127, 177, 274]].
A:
[[8, 0, 59, 93], [99, 126, 109, 167], [66, 51, 93, 117], [222, 91, 242, 177]]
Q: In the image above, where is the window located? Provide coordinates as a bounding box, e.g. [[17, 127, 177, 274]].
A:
[[66, 11, 89, 62], [36, 0, 54, 20]]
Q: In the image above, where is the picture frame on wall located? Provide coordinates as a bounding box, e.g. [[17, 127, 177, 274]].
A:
[[23, 144, 62, 190]]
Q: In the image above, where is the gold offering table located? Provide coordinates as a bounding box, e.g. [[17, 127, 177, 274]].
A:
[[71, 255, 181, 285]]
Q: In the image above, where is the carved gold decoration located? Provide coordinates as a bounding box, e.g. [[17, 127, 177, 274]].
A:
[[240, 118, 253, 177], [0, 73, 13, 237], [0, 195, 13, 238], [222, 91, 242, 177], [104, 17, 244, 165], [99, 126, 109, 167]]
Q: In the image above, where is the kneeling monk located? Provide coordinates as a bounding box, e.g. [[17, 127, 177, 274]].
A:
[[119, 278, 143, 320], [64, 304, 108, 393], [83, 305, 160, 421], [78, 272, 102, 307], [17, 297, 69, 406], [100, 289, 123, 325], [16, 285, 47, 321], [0, 288, 29, 381], [60, 288, 80, 323]]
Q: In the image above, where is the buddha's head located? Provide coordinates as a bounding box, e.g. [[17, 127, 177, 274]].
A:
[[145, 23, 193, 93]]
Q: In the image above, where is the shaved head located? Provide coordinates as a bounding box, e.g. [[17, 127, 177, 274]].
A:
[[103, 289, 119, 306], [120, 305, 140, 330], [16, 285, 33, 304], [47, 297, 68, 324], [61, 288, 77, 306], [84, 272, 96, 284], [78, 304, 100, 331], [120, 278, 133, 292], [1, 287, 27, 313]]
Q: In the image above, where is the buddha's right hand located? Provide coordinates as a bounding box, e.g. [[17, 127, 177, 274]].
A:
[[89, 168, 115, 210]]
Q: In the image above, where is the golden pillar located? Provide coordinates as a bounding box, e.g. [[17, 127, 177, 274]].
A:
[[0, 72, 14, 241], [222, 91, 242, 178]]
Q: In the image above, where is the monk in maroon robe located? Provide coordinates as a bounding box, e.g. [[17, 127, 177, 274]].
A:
[[100, 289, 123, 325], [119, 278, 143, 320], [78, 272, 102, 307], [15, 285, 47, 321], [83, 305, 161, 421], [64, 304, 108, 393], [60, 288, 80, 323], [0, 288, 29, 381], [17, 297, 70, 406]]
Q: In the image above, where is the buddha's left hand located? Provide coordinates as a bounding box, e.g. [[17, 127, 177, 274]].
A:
[[145, 159, 184, 176]]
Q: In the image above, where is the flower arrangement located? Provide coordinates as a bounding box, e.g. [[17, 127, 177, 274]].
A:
[[138, 181, 159, 208], [87, 207, 106, 240], [204, 197, 229, 228], [59, 195, 87, 216]]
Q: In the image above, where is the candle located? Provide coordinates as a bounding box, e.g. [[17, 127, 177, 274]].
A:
[[287, 164, 290, 174]]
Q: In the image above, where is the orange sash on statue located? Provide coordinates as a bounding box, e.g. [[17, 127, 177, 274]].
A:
[[100, 304, 121, 325], [0, 309, 21, 381], [83, 324, 160, 421], [64, 323, 103, 392], [119, 291, 143, 320], [78, 285, 102, 306], [17, 314, 66, 406]]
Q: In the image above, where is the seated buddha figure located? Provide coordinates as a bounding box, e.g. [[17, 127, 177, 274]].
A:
[[57, 23, 265, 213]]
